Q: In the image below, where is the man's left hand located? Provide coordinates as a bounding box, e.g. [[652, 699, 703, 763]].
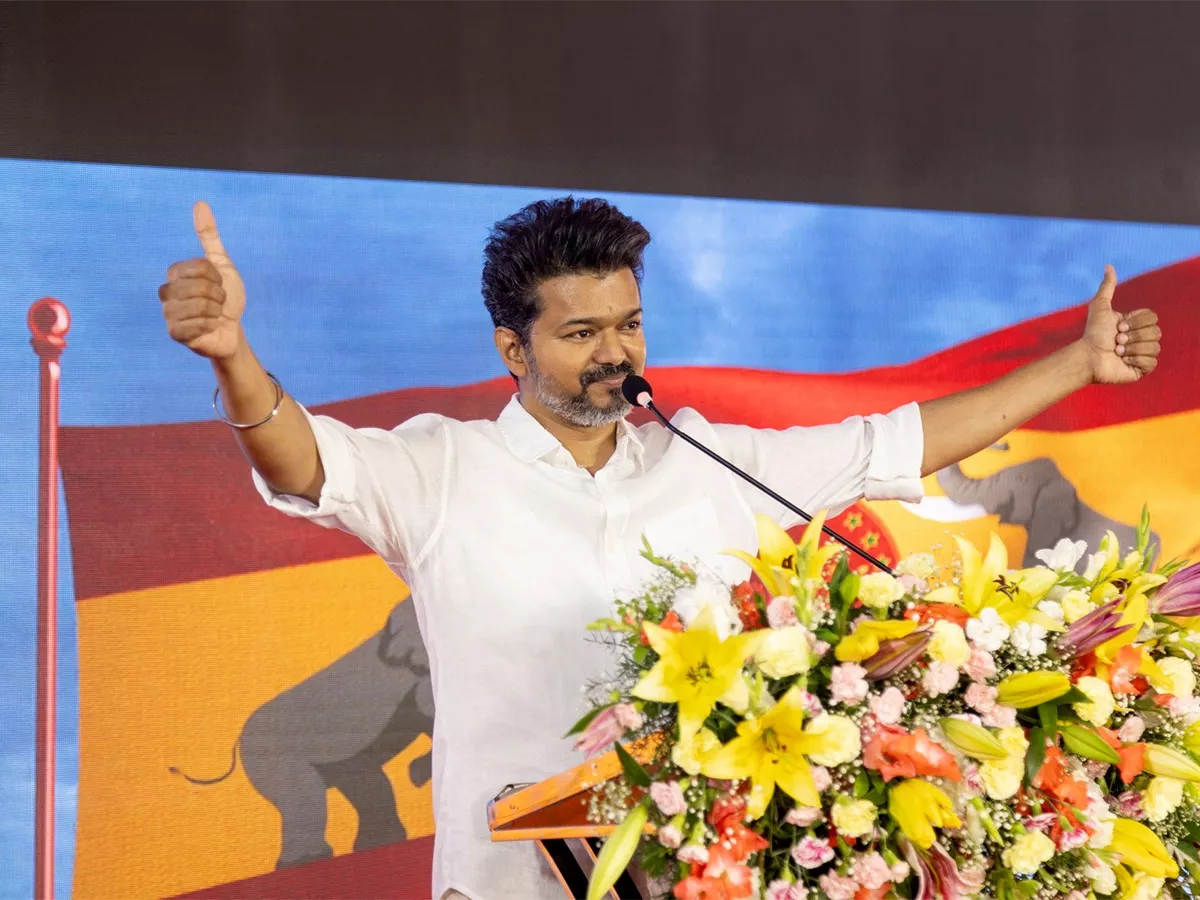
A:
[[1080, 265, 1162, 384]]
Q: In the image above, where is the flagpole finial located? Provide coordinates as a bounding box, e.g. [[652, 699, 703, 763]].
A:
[[28, 297, 70, 359]]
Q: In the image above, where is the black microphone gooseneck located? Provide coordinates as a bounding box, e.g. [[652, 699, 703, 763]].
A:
[[621, 374, 894, 575]]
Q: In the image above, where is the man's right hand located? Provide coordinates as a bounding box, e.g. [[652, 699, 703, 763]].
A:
[[158, 201, 246, 359]]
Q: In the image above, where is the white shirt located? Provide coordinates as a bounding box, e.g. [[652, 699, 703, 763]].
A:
[[253, 395, 925, 900]]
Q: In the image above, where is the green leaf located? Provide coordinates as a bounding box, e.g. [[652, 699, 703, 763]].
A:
[[1038, 702, 1059, 739], [564, 704, 614, 738], [853, 770, 869, 799], [1016, 880, 1040, 899], [1056, 686, 1092, 706], [1137, 504, 1151, 556], [1025, 727, 1047, 785], [633, 645, 649, 665], [615, 742, 652, 789], [1060, 724, 1122, 766]]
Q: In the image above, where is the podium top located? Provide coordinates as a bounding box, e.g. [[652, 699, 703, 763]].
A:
[[487, 735, 661, 842]]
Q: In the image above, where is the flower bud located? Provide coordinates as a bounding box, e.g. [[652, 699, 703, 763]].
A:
[[995, 671, 1071, 709], [939, 717, 1008, 761]]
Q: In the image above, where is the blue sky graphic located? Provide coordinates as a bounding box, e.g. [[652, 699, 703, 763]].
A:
[[0, 156, 1198, 897]]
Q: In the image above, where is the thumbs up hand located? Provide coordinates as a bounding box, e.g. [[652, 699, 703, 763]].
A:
[[158, 202, 246, 359], [1080, 265, 1161, 384]]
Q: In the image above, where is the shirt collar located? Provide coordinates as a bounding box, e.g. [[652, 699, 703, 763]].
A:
[[496, 395, 646, 472]]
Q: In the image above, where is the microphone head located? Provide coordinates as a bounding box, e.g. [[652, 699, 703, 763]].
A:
[[620, 374, 654, 408]]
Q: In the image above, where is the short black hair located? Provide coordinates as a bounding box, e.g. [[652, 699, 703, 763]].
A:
[[482, 196, 652, 345]]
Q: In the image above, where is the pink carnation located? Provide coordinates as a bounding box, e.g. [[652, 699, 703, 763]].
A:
[[982, 704, 1017, 728], [657, 824, 683, 848], [765, 881, 809, 900], [810, 766, 832, 792], [869, 686, 906, 725], [1169, 694, 1200, 724], [785, 805, 824, 826], [677, 843, 709, 865], [1057, 826, 1090, 851], [766, 595, 799, 628], [649, 780, 686, 817], [965, 682, 998, 714], [791, 836, 836, 869], [817, 873, 859, 900], [850, 852, 892, 890], [962, 764, 985, 796], [1119, 715, 1146, 743], [963, 647, 997, 682], [922, 661, 960, 696], [613, 703, 644, 731], [1115, 791, 1144, 818], [799, 691, 824, 717], [831, 663, 870, 705]]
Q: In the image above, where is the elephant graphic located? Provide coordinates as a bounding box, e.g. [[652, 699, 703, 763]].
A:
[[934, 456, 1159, 570], [171, 597, 434, 869]]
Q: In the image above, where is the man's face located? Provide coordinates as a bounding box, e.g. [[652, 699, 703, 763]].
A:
[[503, 268, 647, 427]]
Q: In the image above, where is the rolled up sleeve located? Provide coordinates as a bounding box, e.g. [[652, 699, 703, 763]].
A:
[[862, 401, 925, 503], [710, 401, 925, 528], [251, 404, 448, 572]]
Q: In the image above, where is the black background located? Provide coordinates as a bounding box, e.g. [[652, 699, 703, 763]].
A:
[[3, 1, 1200, 224]]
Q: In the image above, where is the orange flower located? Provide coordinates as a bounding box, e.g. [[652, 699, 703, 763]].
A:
[[1034, 745, 1090, 809], [1119, 743, 1147, 783], [904, 603, 970, 628], [1105, 645, 1149, 695], [673, 843, 755, 900], [1093, 726, 1146, 783], [863, 724, 962, 783], [659, 610, 684, 633], [731, 581, 765, 631], [856, 889, 891, 900], [673, 875, 730, 900]]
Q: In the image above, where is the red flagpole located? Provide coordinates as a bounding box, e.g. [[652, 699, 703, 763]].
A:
[[28, 298, 70, 900]]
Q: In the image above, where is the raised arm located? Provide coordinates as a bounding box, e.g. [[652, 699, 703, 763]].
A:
[[917, 266, 1161, 475], [158, 202, 324, 502]]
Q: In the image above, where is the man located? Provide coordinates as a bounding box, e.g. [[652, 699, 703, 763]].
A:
[[158, 196, 1161, 899]]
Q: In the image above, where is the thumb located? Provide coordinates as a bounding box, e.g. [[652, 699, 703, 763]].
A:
[[193, 201, 232, 264], [1091, 264, 1117, 312]]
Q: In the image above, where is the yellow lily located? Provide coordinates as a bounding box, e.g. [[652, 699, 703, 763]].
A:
[[701, 687, 859, 817], [632, 605, 769, 740], [835, 618, 919, 662], [724, 512, 840, 601], [924, 533, 1061, 631], [888, 779, 962, 849], [1109, 818, 1179, 879]]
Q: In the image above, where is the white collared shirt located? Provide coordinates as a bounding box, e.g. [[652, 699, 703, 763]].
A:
[[253, 395, 924, 900]]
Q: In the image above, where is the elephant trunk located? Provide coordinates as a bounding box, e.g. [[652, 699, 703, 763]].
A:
[[936, 463, 990, 505]]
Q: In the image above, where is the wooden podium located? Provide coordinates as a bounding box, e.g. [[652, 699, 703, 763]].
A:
[[487, 737, 666, 899]]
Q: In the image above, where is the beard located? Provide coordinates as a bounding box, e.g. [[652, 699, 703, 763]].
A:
[[527, 354, 635, 428]]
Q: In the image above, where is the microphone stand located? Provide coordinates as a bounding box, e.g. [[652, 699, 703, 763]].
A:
[[638, 399, 895, 575]]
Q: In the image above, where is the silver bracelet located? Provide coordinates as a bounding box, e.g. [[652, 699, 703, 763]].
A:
[[213, 371, 284, 430]]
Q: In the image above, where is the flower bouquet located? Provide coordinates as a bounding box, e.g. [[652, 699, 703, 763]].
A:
[[567, 508, 1200, 900]]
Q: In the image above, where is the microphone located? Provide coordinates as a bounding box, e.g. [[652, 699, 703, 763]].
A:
[[621, 374, 894, 575]]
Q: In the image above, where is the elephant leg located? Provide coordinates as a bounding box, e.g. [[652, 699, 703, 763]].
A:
[[328, 762, 407, 852], [241, 747, 334, 869]]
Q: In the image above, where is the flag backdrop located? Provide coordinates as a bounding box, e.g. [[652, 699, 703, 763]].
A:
[[2, 157, 1200, 898]]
